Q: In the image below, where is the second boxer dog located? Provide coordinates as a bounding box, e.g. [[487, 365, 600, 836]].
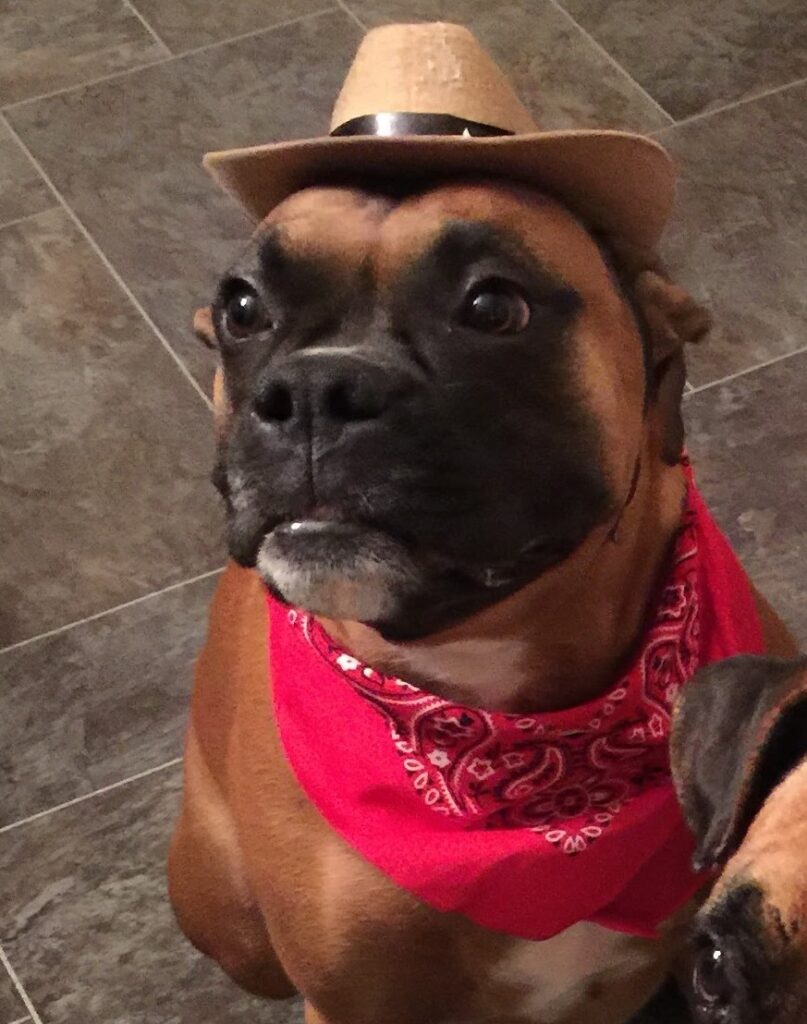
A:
[[168, 22, 797, 1024], [673, 654, 807, 1024]]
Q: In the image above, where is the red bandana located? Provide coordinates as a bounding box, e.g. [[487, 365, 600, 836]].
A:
[[269, 471, 764, 940]]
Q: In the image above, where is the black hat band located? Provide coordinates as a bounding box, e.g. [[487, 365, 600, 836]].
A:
[[331, 112, 514, 139]]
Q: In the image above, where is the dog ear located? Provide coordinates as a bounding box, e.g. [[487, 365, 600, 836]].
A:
[[671, 655, 807, 872], [604, 237, 711, 464], [633, 269, 712, 464], [193, 305, 217, 348], [633, 271, 712, 365], [192, 307, 230, 433]]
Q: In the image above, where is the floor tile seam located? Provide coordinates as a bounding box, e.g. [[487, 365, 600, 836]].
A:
[[0, 758, 183, 837], [0, 567, 223, 658], [0, 113, 213, 410], [545, 0, 675, 125], [686, 343, 807, 397], [653, 74, 807, 135], [122, 0, 173, 56], [0, 949, 43, 1024], [0, 207, 60, 233], [334, 0, 367, 31], [0, 7, 341, 114]]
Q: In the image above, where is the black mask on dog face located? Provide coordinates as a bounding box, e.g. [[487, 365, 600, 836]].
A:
[[206, 184, 641, 641]]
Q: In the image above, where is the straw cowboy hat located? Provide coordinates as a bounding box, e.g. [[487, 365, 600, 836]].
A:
[[204, 22, 676, 248]]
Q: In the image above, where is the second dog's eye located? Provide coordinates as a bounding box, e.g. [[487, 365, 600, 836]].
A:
[[693, 941, 735, 1018], [223, 283, 267, 338], [459, 280, 531, 335]]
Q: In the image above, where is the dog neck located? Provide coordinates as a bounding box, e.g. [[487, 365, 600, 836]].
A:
[[321, 445, 686, 715]]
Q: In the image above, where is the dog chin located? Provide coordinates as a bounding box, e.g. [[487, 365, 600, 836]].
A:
[[255, 521, 422, 623]]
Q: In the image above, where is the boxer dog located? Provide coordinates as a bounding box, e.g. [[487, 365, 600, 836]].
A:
[[673, 654, 807, 1024], [167, 178, 796, 1024]]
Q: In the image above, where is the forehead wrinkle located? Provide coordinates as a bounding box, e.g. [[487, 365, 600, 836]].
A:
[[376, 184, 614, 300], [372, 204, 448, 293], [374, 213, 565, 302], [257, 188, 392, 279], [447, 194, 611, 296]]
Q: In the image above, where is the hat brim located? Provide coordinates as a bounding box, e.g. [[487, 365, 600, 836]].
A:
[[204, 130, 676, 249]]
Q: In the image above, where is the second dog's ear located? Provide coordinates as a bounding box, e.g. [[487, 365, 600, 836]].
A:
[[193, 306, 217, 348], [671, 655, 807, 872]]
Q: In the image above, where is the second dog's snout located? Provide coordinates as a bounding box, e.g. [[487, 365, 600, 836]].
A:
[[253, 353, 412, 431]]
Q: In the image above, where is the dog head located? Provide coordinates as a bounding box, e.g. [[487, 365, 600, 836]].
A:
[[671, 654, 807, 1023], [197, 181, 709, 640]]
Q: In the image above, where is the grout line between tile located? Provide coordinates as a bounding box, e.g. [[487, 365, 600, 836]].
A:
[[0, 206, 59, 233], [174, 7, 340, 60], [1, 57, 174, 113], [0, 759, 183, 837], [0, 8, 339, 114], [0, 949, 43, 1024], [0, 113, 213, 410], [7, 1017, 32, 1024], [0, 567, 223, 658], [545, 0, 674, 125], [335, 0, 367, 31], [657, 74, 807, 134], [122, 0, 172, 56], [686, 343, 807, 397]]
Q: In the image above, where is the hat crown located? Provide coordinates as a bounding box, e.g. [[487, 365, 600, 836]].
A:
[[330, 23, 538, 135]]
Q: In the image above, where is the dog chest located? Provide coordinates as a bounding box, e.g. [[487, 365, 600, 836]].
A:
[[488, 924, 656, 1022]]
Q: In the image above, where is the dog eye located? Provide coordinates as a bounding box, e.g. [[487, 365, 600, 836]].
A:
[[693, 942, 733, 1013], [460, 280, 530, 335], [223, 283, 266, 338]]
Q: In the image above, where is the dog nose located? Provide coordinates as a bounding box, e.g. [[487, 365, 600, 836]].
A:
[[253, 352, 412, 430]]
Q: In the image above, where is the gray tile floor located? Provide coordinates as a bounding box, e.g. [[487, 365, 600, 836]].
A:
[[0, 1, 805, 1021]]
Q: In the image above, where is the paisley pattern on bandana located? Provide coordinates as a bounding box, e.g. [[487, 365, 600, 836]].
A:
[[291, 506, 700, 857], [271, 466, 764, 940]]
